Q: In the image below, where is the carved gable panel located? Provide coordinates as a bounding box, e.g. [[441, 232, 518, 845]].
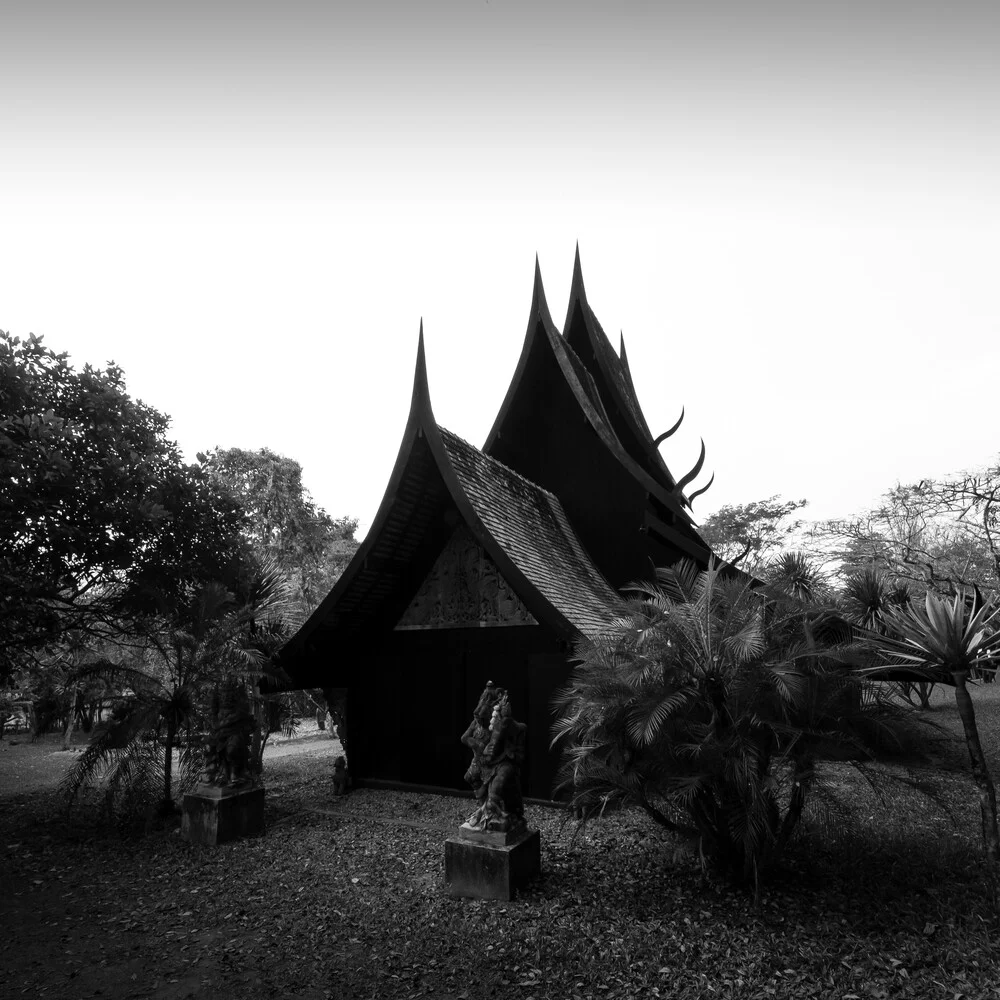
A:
[[395, 524, 538, 630]]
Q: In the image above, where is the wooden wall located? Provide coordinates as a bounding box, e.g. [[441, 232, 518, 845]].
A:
[[345, 626, 573, 800]]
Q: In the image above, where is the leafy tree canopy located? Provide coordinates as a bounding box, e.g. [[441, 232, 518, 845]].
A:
[[1, 332, 246, 678], [817, 476, 1000, 597], [198, 446, 358, 612], [699, 495, 808, 571]]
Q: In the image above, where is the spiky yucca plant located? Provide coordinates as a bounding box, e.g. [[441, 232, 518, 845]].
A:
[[840, 568, 934, 707], [867, 591, 1000, 862], [553, 560, 933, 893]]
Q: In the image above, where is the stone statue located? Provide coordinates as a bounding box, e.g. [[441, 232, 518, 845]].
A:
[[461, 681, 500, 808], [202, 682, 256, 788], [462, 686, 527, 837]]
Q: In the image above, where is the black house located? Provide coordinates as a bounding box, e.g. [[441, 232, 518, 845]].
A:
[[272, 250, 715, 798]]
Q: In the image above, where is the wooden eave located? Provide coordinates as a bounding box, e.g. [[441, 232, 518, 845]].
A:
[[275, 325, 450, 669]]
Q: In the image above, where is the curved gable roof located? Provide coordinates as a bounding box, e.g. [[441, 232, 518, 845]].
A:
[[438, 427, 624, 637], [277, 329, 624, 676]]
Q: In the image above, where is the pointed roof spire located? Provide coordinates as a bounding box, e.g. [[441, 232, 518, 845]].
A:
[[566, 241, 588, 322], [408, 319, 434, 422], [563, 242, 598, 357], [529, 253, 556, 331]]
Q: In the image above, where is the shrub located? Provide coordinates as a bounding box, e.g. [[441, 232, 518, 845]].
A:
[[552, 560, 935, 893]]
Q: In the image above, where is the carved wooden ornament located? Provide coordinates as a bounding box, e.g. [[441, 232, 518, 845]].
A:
[[395, 525, 538, 630]]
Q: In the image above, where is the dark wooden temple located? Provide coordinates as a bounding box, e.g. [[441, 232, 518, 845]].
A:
[[273, 250, 715, 798]]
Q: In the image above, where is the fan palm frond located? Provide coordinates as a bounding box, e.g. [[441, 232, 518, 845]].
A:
[[61, 696, 164, 804], [626, 688, 698, 747], [69, 659, 167, 698]]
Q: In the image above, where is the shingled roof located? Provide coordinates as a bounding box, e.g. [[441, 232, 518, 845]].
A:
[[439, 427, 625, 636], [275, 328, 625, 681]]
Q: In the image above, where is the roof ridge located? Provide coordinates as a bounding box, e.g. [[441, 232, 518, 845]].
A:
[[555, 330, 617, 430]]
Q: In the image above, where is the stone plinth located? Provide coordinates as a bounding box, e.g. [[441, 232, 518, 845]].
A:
[[182, 785, 265, 845], [456, 822, 525, 846], [445, 828, 540, 900]]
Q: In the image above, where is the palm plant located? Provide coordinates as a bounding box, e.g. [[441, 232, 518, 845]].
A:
[[865, 591, 1000, 862], [840, 568, 934, 708], [764, 550, 828, 604], [553, 560, 934, 893], [62, 556, 298, 827]]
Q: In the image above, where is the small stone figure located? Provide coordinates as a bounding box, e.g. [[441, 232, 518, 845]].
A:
[[462, 688, 527, 837], [202, 682, 256, 788], [332, 755, 349, 796]]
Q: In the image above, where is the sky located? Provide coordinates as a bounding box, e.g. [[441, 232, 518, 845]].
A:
[[4, 1, 999, 540]]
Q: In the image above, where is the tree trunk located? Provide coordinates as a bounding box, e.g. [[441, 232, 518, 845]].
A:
[[778, 754, 814, 850], [61, 684, 78, 750], [917, 682, 936, 709], [163, 720, 176, 813], [953, 672, 1000, 862]]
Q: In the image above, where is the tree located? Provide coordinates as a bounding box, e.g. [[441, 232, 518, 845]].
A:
[[1, 332, 245, 680], [198, 447, 359, 613], [834, 567, 935, 708], [62, 555, 297, 826], [552, 560, 931, 894], [764, 551, 829, 603], [700, 496, 809, 572], [865, 592, 1000, 871], [817, 478, 1000, 598], [919, 466, 1000, 590]]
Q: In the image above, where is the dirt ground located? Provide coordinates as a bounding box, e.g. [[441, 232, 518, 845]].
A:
[[0, 724, 344, 1000], [3, 689, 1000, 999]]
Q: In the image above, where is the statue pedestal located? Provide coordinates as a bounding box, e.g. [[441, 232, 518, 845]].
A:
[[182, 784, 265, 846], [444, 827, 540, 900]]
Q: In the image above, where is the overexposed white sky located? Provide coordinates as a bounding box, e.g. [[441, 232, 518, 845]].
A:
[[4, 1, 999, 538]]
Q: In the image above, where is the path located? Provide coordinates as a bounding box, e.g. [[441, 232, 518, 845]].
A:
[[0, 721, 341, 800]]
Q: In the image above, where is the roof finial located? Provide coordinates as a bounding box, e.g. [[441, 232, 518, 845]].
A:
[[569, 241, 587, 306], [530, 253, 555, 330], [409, 319, 434, 421]]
